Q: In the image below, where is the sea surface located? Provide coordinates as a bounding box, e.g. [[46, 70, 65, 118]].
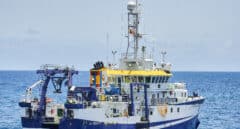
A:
[[0, 71, 239, 129]]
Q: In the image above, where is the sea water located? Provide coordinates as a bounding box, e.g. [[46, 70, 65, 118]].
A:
[[0, 71, 239, 129]]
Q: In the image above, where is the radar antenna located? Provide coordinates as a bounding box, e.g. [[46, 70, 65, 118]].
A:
[[161, 51, 167, 63], [112, 50, 117, 66]]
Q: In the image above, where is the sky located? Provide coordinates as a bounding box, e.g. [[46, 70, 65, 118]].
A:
[[0, 0, 239, 71]]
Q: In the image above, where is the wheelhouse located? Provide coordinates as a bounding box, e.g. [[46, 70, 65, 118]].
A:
[[90, 68, 172, 88]]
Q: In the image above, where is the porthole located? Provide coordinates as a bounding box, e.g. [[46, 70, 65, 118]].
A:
[[150, 111, 153, 115]]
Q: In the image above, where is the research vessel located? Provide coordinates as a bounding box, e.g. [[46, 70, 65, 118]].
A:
[[19, 0, 204, 129]]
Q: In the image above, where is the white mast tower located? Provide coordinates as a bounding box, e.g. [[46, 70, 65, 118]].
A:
[[126, 0, 141, 59], [120, 0, 155, 70]]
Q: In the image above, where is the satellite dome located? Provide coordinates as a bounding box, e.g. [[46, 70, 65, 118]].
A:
[[127, 0, 136, 11]]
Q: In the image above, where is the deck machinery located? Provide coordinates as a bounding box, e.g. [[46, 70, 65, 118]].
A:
[[19, 65, 78, 129]]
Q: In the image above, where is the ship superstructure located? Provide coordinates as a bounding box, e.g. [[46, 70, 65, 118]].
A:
[[19, 0, 204, 129], [59, 1, 204, 129]]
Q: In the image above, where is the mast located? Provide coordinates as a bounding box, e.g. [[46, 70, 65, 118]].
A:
[[126, 0, 141, 59], [161, 51, 167, 63]]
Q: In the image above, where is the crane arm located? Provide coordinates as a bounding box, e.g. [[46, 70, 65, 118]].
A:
[[26, 80, 44, 95]]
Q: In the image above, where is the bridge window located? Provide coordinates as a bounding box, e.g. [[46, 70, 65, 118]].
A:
[[145, 76, 151, 83], [170, 108, 173, 113], [165, 77, 169, 82], [117, 77, 121, 85], [124, 76, 131, 83], [138, 76, 144, 83], [161, 76, 165, 83], [155, 76, 159, 83], [158, 76, 163, 83], [152, 77, 156, 83], [132, 76, 137, 82]]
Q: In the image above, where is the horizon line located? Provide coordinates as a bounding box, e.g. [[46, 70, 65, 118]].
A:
[[0, 69, 240, 72]]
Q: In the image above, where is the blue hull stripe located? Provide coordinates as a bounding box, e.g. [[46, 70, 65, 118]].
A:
[[59, 115, 200, 129], [172, 98, 205, 105], [21, 117, 41, 128], [21, 117, 58, 129], [22, 116, 200, 129]]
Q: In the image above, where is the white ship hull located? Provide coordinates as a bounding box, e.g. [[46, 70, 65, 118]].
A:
[[58, 99, 203, 129]]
